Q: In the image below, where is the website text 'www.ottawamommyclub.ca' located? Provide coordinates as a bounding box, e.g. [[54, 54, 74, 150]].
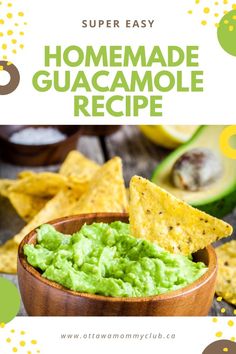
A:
[[60, 332, 176, 341]]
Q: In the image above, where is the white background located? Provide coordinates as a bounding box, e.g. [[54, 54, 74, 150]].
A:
[[0, 317, 235, 354], [0, 0, 236, 124]]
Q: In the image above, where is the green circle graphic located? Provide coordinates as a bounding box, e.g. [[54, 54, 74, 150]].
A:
[[217, 10, 236, 56], [0, 277, 20, 324]]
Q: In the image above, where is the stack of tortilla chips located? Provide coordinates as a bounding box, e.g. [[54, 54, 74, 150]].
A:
[[0, 151, 128, 273], [215, 240, 236, 306]]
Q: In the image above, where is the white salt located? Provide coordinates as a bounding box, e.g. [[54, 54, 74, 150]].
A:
[[9, 127, 67, 145]]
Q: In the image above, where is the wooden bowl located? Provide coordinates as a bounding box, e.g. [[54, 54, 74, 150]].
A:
[[18, 213, 217, 316], [0, 125, 121, 166], [0, 125, 81, 166]]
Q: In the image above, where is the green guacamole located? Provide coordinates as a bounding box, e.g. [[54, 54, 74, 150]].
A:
[[24, 222, 207, 297]]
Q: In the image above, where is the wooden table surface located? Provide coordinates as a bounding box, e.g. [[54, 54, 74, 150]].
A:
[[0, 125, 235, 316]]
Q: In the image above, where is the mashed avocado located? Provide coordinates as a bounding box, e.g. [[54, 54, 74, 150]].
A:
[[24, 222, 207, 297]]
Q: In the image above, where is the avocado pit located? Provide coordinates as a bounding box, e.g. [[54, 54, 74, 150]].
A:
[[172, 148, 223, 191]]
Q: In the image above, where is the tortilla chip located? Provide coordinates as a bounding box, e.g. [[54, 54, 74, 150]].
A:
[[129, 176, 233, 255], [215, 241, 236, 305], [17, 170, 35, 179], [0, 152, 101, 273], [216, 240, 236, 267], [11, 163, 127, 270], [0, 239, 18, 273], [60, 150, 99, 179], [216, 266, 236, 305], [70, 157, 128, 215], [0, 179, 15, 197], [13, 187, 83, 246], [8, 192, 49, 222], [8, 172, 67, 197], [11, 153, 100, 245]]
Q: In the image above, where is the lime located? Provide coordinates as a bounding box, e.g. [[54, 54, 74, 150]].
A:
[[139, 125, 199, 149]]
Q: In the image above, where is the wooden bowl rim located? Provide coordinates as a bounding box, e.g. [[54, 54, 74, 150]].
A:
[[18, 212, 217, 303], [0, 125, 81, 148]]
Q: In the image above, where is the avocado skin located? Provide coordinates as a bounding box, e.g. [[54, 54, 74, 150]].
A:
[[195, 190, 236, 218]]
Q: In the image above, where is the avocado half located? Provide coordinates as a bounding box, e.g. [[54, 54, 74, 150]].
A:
[[151, 126, 236, 218]]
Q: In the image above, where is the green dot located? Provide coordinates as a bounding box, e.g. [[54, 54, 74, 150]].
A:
[[217, 10, 236, 56], [0, 277, 20, 324]]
